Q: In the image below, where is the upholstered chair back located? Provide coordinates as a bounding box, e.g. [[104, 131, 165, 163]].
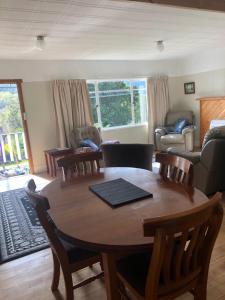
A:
[[70, 126, 102, 149], [165, 111, 194, 126], [202, 125, 225, 149]]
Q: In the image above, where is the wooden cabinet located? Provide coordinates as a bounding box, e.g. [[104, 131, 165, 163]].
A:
[[198, 97, 225, 144]]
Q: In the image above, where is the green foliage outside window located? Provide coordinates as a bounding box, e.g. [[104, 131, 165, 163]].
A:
[[87, 80, 146, 128], [0, 91, 23, 133]]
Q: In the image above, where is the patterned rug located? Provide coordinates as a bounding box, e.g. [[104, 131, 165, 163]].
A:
[[0, 188, 49, 264]]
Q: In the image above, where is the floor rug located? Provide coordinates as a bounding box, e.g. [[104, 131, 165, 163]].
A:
[[0, 188, 49, 264]]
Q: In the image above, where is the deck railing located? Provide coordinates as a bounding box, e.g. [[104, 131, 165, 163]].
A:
[[0, 132, 28, 163]]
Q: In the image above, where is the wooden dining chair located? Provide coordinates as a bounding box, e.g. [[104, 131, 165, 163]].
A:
[[57, 151, 102, 181], [155, 152, 193, 186], [25, 179, 103, 300], [116, 193, 223, 300]]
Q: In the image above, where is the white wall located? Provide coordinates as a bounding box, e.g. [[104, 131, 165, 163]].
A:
[[22, 81, 58, 172], [0, 59, 182, 82]]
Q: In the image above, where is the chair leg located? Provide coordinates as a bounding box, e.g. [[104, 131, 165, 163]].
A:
[[194, 285, 207, 300], [51, 251, 60, 292], [62, 269, 74, 300]]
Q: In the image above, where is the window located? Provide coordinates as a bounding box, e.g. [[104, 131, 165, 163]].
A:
[[87, 79, 147, 128]]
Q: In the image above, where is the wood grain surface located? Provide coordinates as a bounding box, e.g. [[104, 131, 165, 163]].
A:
[[41, 167, 209, 252], [198, 97, 225, 144]]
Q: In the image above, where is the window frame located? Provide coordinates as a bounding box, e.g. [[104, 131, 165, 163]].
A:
[[87, 78, 147, 129]]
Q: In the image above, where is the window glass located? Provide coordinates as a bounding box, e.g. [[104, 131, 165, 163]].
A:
[[87, 83, 95, 92], [98, 81, 130, 91], [131, 80, 146, 90], [99, 90, 131, 127], [87, 79, 147, 128], [134, 90, 147, 123], [89, 95, 98, 124]]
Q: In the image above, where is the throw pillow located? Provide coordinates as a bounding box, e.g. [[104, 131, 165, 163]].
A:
[[80, 138, 99, 151], [174, 119, 189, 134]]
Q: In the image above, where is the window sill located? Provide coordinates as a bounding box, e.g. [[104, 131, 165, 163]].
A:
[[101, 123, 147, 132]]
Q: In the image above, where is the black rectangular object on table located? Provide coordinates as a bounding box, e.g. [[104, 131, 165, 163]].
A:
[[89, 178, 152, 208]]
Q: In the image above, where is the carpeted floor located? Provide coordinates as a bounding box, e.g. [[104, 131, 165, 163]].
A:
[[0, 188, 48, 264]]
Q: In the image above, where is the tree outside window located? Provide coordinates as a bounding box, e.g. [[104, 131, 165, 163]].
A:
[[87, 79, 147, 128]]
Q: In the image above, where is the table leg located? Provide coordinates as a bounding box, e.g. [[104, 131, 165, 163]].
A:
[[45, 152, 49, 174], [53, 157, 57, 177], [49, 155, 54, 177], [102, 253, 120, 300]]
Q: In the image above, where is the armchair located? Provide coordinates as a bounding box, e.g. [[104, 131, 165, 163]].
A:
[[155, 111, 195, 151], [70, 126, 102, 149], [168, 125, 225, 195]]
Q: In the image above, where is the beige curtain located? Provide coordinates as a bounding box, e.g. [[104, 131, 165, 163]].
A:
[[52, 79, 93, 147], [147, 76, 170, 144]]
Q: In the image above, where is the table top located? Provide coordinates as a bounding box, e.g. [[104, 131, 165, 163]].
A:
[[41, 167, 210, 252]]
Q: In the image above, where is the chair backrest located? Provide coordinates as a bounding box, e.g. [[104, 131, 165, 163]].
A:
[[101, 144, 154, 171], [70, 126, 102, 149], [25, 179, 68, 262], [165, 111, 194, 126], [155, 153, 193, 186], [202, 125, 225, 149], [57, 151, 102, 181], [143, 194, 223, 299]]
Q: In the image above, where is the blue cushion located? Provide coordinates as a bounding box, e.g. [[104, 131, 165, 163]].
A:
[[174, 119, 189, 134], [80, 138, 99, 151]]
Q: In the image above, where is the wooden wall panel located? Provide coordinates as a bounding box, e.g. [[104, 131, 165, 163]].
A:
[[199, 97, 225, 144]]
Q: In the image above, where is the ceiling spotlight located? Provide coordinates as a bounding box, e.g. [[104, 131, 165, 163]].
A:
[[35, 35, 46, 50], [156, 40, 164, 52]]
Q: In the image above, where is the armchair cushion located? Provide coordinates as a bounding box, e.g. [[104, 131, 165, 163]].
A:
[[161, 134, 184, 145], [174, 118, 189, 134]]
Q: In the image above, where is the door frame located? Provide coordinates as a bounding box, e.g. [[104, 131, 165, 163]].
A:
[[0, 79, 34, 173]]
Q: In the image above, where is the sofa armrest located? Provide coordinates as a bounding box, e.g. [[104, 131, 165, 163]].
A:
[[155, 127, 166, 135], [182, 125, 195, 135], [167, 147, 201, 164]]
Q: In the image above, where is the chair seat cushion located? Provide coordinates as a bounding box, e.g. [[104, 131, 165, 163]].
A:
[[117, 252, 151, 297], [161, 134, 184, 145], [60, 237, 99, 264]]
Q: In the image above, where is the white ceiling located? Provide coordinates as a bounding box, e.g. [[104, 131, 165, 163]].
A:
[[1, 0, 225, 60]]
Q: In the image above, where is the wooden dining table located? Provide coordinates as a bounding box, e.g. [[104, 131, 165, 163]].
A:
[[41, 167, 210, 300]]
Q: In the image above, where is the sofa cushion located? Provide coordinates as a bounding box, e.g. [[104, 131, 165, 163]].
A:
[[161, 134, 184, 145]]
